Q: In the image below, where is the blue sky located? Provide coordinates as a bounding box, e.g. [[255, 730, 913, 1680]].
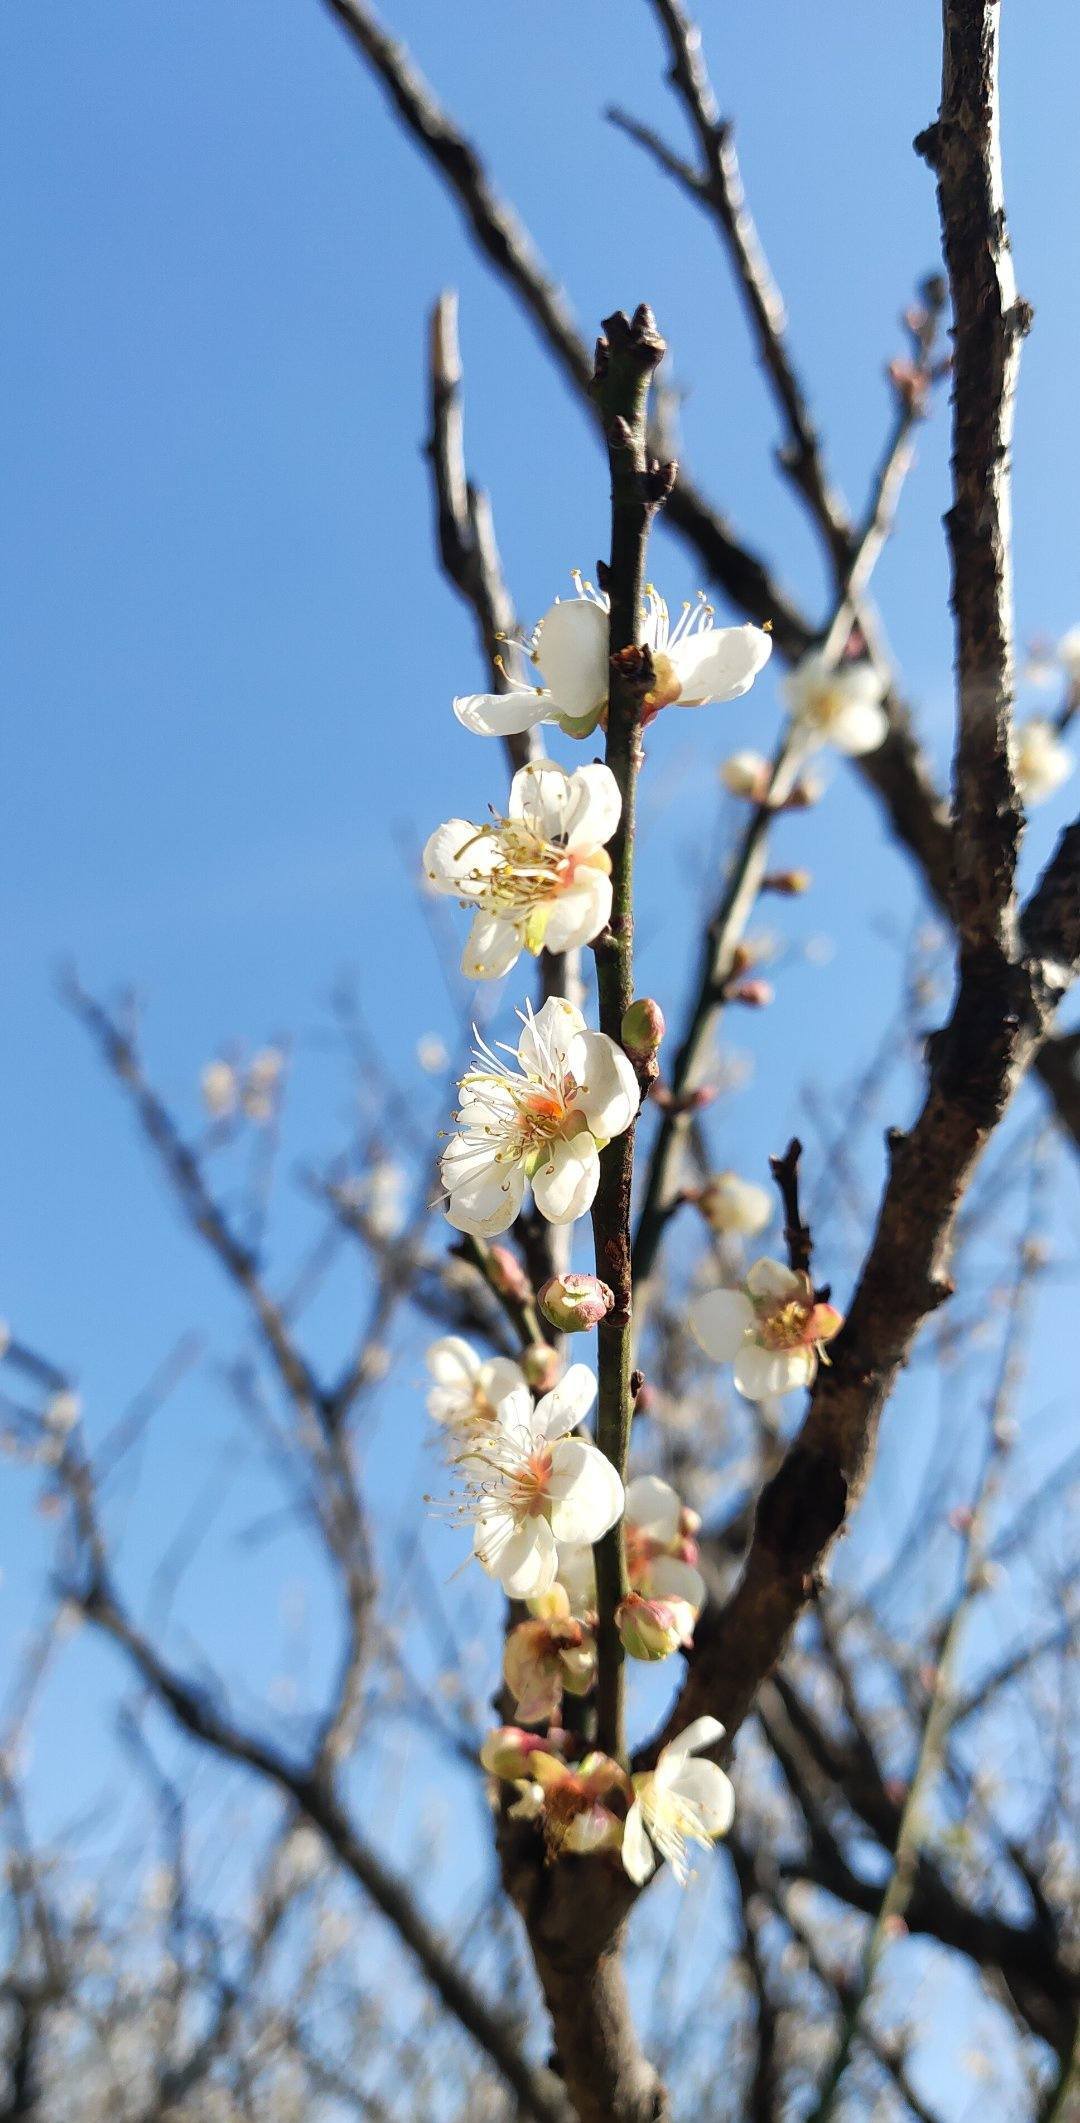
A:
[[2, 2, 1079, 2097]]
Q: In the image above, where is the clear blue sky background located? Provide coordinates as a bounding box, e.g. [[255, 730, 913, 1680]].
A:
[[2, 2, 1078, 2102]]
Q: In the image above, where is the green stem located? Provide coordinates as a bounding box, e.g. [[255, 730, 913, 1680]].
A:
[[588, 306, 668, 1763]]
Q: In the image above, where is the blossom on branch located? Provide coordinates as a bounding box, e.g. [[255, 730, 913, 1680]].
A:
[[453, 576, 771, 739], [482, 1731, 629, 1860], [503, 1585, 597, 1724], [440, 997, 639, 1235], [784, 650, 888, 756], [557, 1473, 705, 1642], [425, 1335, 527, 1443], [1012, 717, 1074, 806], [423, 759, 621, 977], [696, 1169, 773, 1236], [622, 1718, 735, 1885], [690, 1256, 843, 1401], [450, 1365, 623, 1597]]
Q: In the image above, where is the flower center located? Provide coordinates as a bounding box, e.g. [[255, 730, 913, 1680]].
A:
[[806, 685, 846, 732], [510, 1448, 553, 1519], [755, 1298, 815, 1351]]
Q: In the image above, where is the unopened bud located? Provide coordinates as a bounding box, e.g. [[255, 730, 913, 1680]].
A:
[[762, 868, 811, 897], [538, 1274, 614, 1334], [522, 1342, 560, 1392], [651, 1081, 718, 1115], [633, 1377, 656, 1416], [621, 997, 666, 1062], [720, 750, 770, 800], [616, 1592, 695, 1662], [784, 773, 824, 810], [487, 1245, 533, 1306], [728, 978, 774, 1008], [480, 1727, 554, 1780]]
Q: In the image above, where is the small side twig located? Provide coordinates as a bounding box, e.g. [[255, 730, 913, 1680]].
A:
[[768, 1138, 812, 1279]]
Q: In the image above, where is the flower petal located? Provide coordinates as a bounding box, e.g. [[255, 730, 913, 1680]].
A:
[[831, 698, 889, 756], [453, 688, 551, 737], [542, 870, 612, 952], [688, 1288, 755, 1362], [479, 1515, 558, 1598], [733, 1341, 816, 1402], [531, 1132, 600, 1226], [516, 995, 586, 1079], [625, 1474, 681, 1543], [668, 1758, 735, 1838], [669, 623, 773, 706], [569, 1031, 640, 1139], [563, 762, 622, 849], [422, 819, 499, 895], [443, 1152, 526, 1238], [547, 1439, 624, 1543], [536, 1363, 598, 1440], [664, 1715, 725, 1763], [621, 1799, 656, 1884], [647, 1554, 706, 1612], [426, 1336, 480, 1386], [461, 911, 523, 982], [744, 1258, 804, 1303], [534, 596, 610, 720]]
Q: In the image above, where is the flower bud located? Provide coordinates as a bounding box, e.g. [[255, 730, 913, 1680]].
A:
[[522, 1341, 560, 1392], [620, 998, 666, 1063], [538, 1274, 614, 1334], [487, 1245, 534, 1306], [762, 868, 811, 897], [728, 978, 774, 1008], [480, 1727, 554, 1780], [696, 1171, 772, 1237], [616, 1592, 696, 1662], [720, 750, 770, 800]]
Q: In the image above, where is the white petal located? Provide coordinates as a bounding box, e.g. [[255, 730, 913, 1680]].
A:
[[782, 651, 832, 717], [453, 688, 551, 738], [744, 1258, 803, 1303], [733, 1342, 816, 1402], [487, 1519, 559, 1598], [547, 1439, 624, 1543], [542, 870, 612, 953], [562, 763, 622, 849], [426, 1336, 480, 1386], [534, 597, 610, 720], [531, 1132, 600, 1226], [507, 759, 575, 840], [461, 912, 523, 982], [668, 623, 773, 706], [688, 1288, 755, 1362], [647, 1554, 706, 1612], [830, 698, 889, 756], [665, 1715, 725, 1763], [553, 1541, 596, 1614], [481, 1358, 528, 1406], [536, 1364, 598, 1440], [669, 1759, 735, 1838], [422, 819, 498, 895], [569, 1031, 640, 1139], [516, 995, 586, 1079], [621, 1800, 656, 1884], [625, 1475, 681, 1543], [444, 1155, 526, 1238]]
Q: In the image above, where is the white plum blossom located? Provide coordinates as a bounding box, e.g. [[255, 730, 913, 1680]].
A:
[[697, 1170, 773, 1237], [454, 576, 771, 740], [690, 1256, 843, 1401], [453, 1366, 623, 1598], [424, 759, 620, 978], [425, 1336, 528, 1443], [720, 750, 770, 799], [1013, 718, 1074, 806], [1056, 627, 1080, 683], [200, 1059, 238, 1117], [440, 997, 640, 1236], [784, 651, 888, 756], [622, 1717, 735, 1885], [557, 1472, 705, 1621]]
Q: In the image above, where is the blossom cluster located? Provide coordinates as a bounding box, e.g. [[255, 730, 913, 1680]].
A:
[[419, 573, 861, 1889]]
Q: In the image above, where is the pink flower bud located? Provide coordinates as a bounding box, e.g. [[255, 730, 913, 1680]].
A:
[[521, 1342, 560, 1392], [616, 1591, 696, 1662], [620, 997, 666, 1062], [487, 1245, 534, 1305], [480, 1726, 554, 1780], [728, 978, 774, 1008], [538, 1274, 614, 1334]]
